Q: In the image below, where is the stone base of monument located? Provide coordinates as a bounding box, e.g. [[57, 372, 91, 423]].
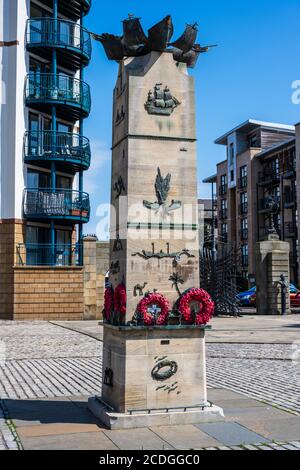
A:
[[88, 397, 224, 430], [88, 324, 224, 429]]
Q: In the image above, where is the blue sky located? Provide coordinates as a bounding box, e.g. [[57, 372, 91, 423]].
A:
[[83, 0, 300, 235]]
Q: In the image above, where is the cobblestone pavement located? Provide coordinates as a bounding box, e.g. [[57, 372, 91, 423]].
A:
[[0, 321, 299, 449], [204, 441, 300, 450]]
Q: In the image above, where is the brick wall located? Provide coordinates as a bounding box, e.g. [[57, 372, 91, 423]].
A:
[[13, 266, 84, 320], [83, 237, 109, 320], [0, 219, 25, 319]]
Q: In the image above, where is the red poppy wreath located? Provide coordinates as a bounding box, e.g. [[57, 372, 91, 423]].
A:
[[137, 292, 170, 326], [177, 288, 214, 325]]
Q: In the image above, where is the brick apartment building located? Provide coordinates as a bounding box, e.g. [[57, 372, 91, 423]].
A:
[[204, 119, 300, 287]]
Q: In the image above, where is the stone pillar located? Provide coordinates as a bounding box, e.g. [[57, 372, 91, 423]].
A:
[[89, 19, 223, 428], [255, 236, 291, 315], [83, 237, 109, 320]]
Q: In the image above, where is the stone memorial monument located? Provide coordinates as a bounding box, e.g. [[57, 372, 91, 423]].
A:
[[88, 15, 223, 429]]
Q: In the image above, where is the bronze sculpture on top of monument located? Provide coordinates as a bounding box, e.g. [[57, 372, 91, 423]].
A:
[[91, 15, 216, 68], [88, 14, 224, 429]]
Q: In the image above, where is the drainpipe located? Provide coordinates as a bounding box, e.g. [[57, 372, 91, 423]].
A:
[[211, 181, 216, 261], [78, 9, 84, 265], [51, 0, 58, 265]]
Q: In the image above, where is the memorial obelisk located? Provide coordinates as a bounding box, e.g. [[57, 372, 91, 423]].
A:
[[89, 15, 223, 428]]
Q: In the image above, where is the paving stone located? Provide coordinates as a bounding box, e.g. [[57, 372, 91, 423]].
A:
[[21, 431, 118, 450], [237, 417, 300, 441], [150, 425, 222, 449], [195, 422, 269, 446], [103, 428, 174, 450], [17, 423, 103, 438]]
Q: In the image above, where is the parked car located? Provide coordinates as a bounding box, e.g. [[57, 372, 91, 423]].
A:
[[236, 286, 256, 306], [249, 283, 299, 307]]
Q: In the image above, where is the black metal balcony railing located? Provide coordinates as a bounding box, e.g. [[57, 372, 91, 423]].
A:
[[219, 209, 228, 220], [284, 191, 295, 208], [26, 19, 92, 70], [25, 73, 91, 120], [37, 1, 92, 21], [24, 131, 91, 170], [238, 176, 248, 189], [23, 189, 90, 223], [16, 243, 82, 267], [219, 185, 227, 196], [220, 233, 228, 243], [285, 222, 297, 238], [239, 228, 248, 241], [239, 202, 248, 215], [259, 197, 280, 212], [258, 169, 280, 185], [241, 255, 249, 268]]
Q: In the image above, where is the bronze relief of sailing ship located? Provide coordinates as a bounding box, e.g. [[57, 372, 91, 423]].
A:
[[145, 84, 180, 116]]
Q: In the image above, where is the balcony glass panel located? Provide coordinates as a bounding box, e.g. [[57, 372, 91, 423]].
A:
[[24, 131, 91, 169], [25, 73, 91, 117], [23, 189, 90, 222], [26, 18, 92, 63], [17, 243, 82, 266]]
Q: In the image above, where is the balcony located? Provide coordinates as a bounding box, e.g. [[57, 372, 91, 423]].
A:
[[259, 197, 280, 213], [219, 184, 227, 196], [24, 131, 91, 171], [25, 74, 91, 120], [284, 190, 295, 209], [220, 233, 228, 244], [283, 161, 296, 179], [258, 169, 280, 186], [37, 1, 91, 21], [241, 255, 249, 268], [219, 209, 228, 220], [16, 243, 82, 267], [26, 19, 92, 71], [285, 222, 297, 238], [23, 189, 90, 223], [238, 176, 247, 189], [239, 228, 248, 241], [239, 202, 248, 215]]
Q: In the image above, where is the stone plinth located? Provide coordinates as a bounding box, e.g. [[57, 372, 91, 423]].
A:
[[255, 237, 291, 315], [88, 324, 224, 429]]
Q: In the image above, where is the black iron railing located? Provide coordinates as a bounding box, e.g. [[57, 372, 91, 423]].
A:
[[26, 18, 91, 62], [23, 189, 90, 222], [25, 73, 91, 116], [16, 243, 82, 267], [24, 131, 91, 169], [239, 202, 248, 215], [219, 184, 227, 196], [238, 176, 247, 189], [239, 228, 248, 240]]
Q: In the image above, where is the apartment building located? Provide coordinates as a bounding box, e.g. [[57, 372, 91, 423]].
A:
[[0, 0, 92, 319], [204, 119, 299, 287]]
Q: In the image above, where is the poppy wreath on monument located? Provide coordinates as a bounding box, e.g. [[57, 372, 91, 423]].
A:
[[114, 282, 127, 316], [136, 292, 170, 326], [104, 286, 114, 321], [177, 288, 215, 325]]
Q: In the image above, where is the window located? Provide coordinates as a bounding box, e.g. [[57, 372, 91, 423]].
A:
[[230, 170, 234, 182], [221, 174, 227, 186], [240, 165, 247, 178], [27, 170, 51, 189], [229, 143, 234, 165], [221, 199, 227, 210], [248, 133, 258, 148], [240, 192, 248, 205], [241, 218, 248, 230]]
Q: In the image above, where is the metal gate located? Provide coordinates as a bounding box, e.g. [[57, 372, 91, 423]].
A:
[[200, 243, 241, 317]]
